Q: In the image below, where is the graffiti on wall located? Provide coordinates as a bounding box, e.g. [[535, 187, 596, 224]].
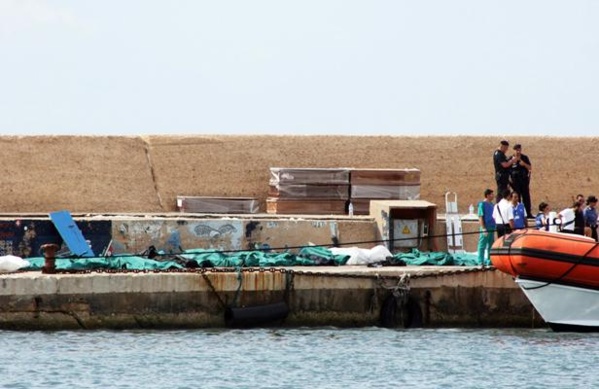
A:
[[113, 219, 244, 254]]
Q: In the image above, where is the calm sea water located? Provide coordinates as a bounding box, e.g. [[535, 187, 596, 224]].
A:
[[0, 327, 597, 389]]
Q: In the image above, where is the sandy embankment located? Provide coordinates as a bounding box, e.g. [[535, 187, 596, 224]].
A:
[[1, 135, 596, 215]]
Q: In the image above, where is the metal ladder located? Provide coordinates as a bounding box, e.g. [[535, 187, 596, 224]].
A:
[[445, 192, 465, 254]]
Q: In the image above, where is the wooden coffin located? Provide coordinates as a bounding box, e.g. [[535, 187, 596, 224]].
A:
[[348, 199, 372, 215], [350, 184, 421, 200], [270, 168, 350, 185], [266, 198, 347, 215], [177, 196, 259, 214], [268, 184, 349, 199], [349, 168, 421, 185]]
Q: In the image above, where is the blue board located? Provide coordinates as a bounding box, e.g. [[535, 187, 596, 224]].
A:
[[49, 210, 95, 257]]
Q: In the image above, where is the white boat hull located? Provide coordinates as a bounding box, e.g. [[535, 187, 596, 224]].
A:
[[516, 278, 599, 331]]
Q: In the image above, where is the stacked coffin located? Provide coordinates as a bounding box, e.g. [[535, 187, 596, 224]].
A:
[[349, 168, 421, 215], [266, 168, 350, 214], [177, 196, 259, 214]]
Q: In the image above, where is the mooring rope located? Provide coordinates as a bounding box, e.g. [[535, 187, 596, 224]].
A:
[[201, 272, 227, 310]]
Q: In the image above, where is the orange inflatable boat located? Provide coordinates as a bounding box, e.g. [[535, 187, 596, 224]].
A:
[[490, 229, 599, 288], [490, 229, 599, 331]]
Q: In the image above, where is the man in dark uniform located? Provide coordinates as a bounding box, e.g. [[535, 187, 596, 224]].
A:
[[493, 140, 517, 203], [510, 144, 532, 217]]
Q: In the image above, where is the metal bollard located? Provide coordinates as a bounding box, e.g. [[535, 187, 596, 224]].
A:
[[40, 243, 59, 274]]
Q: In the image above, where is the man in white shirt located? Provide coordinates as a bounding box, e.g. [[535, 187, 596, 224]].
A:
[[493, 190, 515, 237], [558, 201, 584, 234], [559, 206, 575, 233]]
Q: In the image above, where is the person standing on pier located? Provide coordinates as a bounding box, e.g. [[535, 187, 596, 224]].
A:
[[576, 194, 585, 206], [493, 140, 518, 202], [510, 144, 532, 217], [584, 195, 598, 241], [558, 201, 585, 235], [492, 189, 515, 237], [510, 192, 527, 229], [535, 202, 551, 231], [477, 189, 496, 266]]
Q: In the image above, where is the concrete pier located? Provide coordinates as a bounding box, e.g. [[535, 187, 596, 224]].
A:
[[0, 267, 542, 330]]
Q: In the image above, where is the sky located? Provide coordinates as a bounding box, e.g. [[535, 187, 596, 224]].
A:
[[0, 0, 598, 137]]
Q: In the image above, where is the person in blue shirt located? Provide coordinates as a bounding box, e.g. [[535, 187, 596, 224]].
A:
[[477, 189, 496, 266], [583, 195, 598, 241], [535, 202, 551, 231], [511, 192, 527, 229]]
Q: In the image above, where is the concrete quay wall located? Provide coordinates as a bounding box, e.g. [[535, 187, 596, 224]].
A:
[[0, 213, 485, 259], [0, 268, 542, 330], [0, 214, 379, 259]]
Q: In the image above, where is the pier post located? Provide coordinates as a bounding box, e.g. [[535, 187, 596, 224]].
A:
[[40, 243, 59, 274]]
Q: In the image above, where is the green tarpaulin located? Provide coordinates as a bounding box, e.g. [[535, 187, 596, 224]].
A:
[[391, 249, 479, 266], [23, 248, 479, 271]]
